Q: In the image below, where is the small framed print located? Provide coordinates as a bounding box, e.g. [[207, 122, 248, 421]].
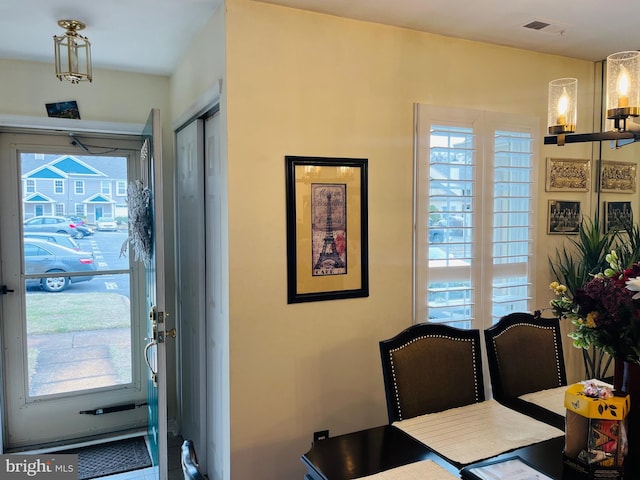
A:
[[601, 160, 636, 193], [605, 201, 633, 232], [545, 158, 590, 192], [548, 200, 581, 235], [45, 100, 81, 119]]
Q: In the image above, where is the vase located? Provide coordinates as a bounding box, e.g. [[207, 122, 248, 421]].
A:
[[613, 358, 640, 473]]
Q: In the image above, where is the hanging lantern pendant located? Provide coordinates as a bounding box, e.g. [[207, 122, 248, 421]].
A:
[[54, 19, 92, 84]]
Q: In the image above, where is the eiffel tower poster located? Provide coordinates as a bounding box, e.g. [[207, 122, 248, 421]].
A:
[[312, 184, 346, 276]]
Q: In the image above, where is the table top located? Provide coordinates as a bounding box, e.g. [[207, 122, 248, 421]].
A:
[[302, 425, 454, 480], [302, 424, 591, 480]]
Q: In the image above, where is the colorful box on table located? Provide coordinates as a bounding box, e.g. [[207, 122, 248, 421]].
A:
[[563, 382, 630, 479]]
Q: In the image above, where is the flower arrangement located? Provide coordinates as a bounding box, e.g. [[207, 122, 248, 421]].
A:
[[550, 250, 640, 365]]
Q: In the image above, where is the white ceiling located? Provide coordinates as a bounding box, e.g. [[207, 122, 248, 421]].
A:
[[0, 0, 223, 76], [1, 0, 639, 76]]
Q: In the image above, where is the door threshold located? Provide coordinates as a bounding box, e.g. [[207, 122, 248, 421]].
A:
[[5, 429, 148, 454]]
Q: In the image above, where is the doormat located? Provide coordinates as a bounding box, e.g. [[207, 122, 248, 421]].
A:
[[58, 437, 152, 480]]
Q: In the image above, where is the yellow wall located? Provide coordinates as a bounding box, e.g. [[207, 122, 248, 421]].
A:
[[170, 1, 226, 120], [0, 59, 169, 123], [221, 1, 599, 478]]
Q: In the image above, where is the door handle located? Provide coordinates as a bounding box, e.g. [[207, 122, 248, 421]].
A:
[[144, 339, 158, 385], [0, 285, 14, 295]]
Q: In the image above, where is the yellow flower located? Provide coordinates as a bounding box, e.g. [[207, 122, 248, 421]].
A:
[[549, 281, 567, 296], [585, 311, 598, 328]]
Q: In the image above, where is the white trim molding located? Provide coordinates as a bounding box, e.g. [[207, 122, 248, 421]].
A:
[[0, 114, 144, 135]]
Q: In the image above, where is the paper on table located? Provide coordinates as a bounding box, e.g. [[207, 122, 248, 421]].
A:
[[354, 460, 458, 480], [518, 386, 567, 417], [464, 457, 554, 480], [393, 400, 564, 465]]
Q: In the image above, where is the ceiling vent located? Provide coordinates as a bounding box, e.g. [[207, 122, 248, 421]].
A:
[[522, 20, 566, 36]]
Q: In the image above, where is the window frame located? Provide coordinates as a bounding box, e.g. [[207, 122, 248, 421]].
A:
[[413, 104, 539, 331]]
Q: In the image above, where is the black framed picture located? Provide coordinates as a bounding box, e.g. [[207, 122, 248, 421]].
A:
[[45, 100, 81, 119], [548, 200, 581, 235], [285, 156, 369, 303], [605, 201, 633, 232]]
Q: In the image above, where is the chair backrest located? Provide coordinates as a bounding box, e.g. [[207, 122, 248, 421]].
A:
[[181, 439, 206, 480], [379, 323, 485, 423], [484, 312, 567, 400]]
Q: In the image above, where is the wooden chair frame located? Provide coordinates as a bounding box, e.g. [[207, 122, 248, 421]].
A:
[[379, 323, 485, 423], [484, 313, 567, 429], [484, 312, 567, 400]]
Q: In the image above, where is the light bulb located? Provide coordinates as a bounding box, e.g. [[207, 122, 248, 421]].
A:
[[556, 88, 569, 125], [617, 68, 630, 108]]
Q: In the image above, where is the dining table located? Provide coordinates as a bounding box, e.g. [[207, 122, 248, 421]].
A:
[[301, 396, 635, 479]]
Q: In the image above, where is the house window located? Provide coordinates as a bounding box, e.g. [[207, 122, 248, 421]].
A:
[[54, 180, 64, 194], [74, 181, 84, 194], [116, 181, 126, 196], [414, 105, 537, 330], [55, 204, 65, 216], [75, 204, 85, 216], [25, 179, 35, 194], [101, 181, 111, 195]]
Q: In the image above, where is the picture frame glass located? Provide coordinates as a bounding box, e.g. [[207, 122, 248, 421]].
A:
[[605, 201, 633, 232], [545, 158, 590, 192], [285, 156, 369, 303], [601, 161, 637, 193], [548, 200, 581, 235]]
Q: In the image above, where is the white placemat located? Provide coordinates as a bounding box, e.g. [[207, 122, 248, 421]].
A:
[[518, 386, 568, 416], [354, 460, 458, 480], [393, 399, 563, 465]]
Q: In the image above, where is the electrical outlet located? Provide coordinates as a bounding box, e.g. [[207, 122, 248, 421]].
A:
[[312, 430, 329, 445]]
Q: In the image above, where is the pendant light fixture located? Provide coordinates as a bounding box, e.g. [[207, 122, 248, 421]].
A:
[[53, 20, 92, 84], [545, 51, 640, 148]]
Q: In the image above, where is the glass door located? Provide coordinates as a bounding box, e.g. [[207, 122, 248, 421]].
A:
[[141, 109, 169, 480], [0, 131, 148, 449]]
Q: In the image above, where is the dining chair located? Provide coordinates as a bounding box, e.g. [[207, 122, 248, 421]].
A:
[[484, 312, 567, 400], [379, 322, 485, 422], [181, 439, 206, 480]]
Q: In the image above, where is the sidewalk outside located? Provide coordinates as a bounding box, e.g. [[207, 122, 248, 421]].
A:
[[27, 328, 131, 396]]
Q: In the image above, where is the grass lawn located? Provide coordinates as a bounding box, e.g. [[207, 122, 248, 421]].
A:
[[26, 292, 131, 334]]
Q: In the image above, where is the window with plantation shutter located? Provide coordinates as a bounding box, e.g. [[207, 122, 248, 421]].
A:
[[414, 105, 537, 329]]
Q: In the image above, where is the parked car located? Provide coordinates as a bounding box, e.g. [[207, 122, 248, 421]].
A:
[[66, 215, 87, 226], [428, 214, 466, 242], [428, 218, 446, 243], [96, 216, 118, 231], [23, 216, 77, 236], [73, 224, 94, 239], [24, 232, 81, 251], [24, 238, 96, 292]]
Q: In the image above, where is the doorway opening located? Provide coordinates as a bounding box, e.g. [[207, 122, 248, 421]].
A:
[[0, 131, 148, 451]]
